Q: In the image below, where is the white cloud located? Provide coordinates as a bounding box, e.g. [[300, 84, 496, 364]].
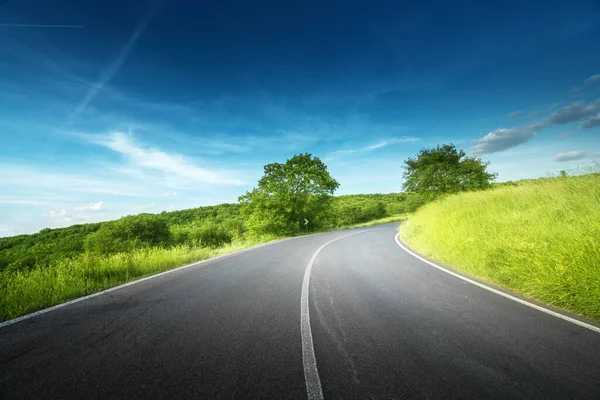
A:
[[472, 99, 600, 155], [161, 191, 179, 198], [74, 201, 104, 211], [90, 132, 246, 185], [40, 209, 91, 225], [44, 209, 68, 218], [579, 113, 600, 129], [366, 137, 419, 150], [546, 100, 600, 125], [0, 164, 145, 197], [327, 136, 419, 158], [584, 74, 600, 85], [470, 122, 545, 155], [552, 151, 590, 162], [508, 111, 523, 120]]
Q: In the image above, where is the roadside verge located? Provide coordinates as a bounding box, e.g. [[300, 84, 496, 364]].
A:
[[395, 226, 600, 334]]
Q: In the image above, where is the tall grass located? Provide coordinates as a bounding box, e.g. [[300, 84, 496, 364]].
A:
[[400, 173, 600, 321], [0, 239, 270, 322], [345, 214, 407, 228]]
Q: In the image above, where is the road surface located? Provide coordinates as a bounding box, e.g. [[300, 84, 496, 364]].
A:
[[2, 223, 600, 399]]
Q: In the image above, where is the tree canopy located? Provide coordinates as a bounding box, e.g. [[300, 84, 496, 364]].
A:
[[402, 144, 497, 199], [239, 153, 340, 236]]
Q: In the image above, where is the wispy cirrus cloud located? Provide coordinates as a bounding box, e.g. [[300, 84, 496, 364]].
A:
[[584, 74, 600, 85], [579, 113, 600, 129], [0, 164, 145, 197], [70, 2, 158, 119], [508, 103, 564, 122], [567, 73, 600, 98], [508, 109, 545, 121], [552, 151, 590, 162], [507, 111, 523, 120], [326, 136, 419, 159], [89, 132, 247, 185], [0, 198, 58, 206]]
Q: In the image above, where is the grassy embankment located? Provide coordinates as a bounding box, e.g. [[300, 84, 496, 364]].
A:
[[345, 214, 407, 228], [400, 173, 600, 321], [0, 239, 275, 321]]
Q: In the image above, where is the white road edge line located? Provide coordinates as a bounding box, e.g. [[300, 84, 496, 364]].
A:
[[0, 235, 312, 329], [394, 231, 600, 334], [301, 229, 372, 400]]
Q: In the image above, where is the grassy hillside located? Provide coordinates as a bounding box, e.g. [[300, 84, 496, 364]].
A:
[[400, 173, 600, 321], [0, 192, 416, 321]]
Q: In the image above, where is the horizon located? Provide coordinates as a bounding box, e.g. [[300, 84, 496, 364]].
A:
[[1, 0, 600, 236], [2, 170, 595, 239]]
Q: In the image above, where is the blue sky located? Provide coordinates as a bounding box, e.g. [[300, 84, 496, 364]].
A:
[[1, 0, 599, 236]]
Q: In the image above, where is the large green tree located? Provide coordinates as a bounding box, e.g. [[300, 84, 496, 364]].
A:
[[402, 144, 497, 198], [239, 153, 340, 236]]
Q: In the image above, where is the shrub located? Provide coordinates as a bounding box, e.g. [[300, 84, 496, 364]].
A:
[[84, 214, 170, 255]]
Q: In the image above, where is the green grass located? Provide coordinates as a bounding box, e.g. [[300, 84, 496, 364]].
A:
[[346, 214, 407, 228], [0, 238, 274, 322], [400, 173, 600, 321]]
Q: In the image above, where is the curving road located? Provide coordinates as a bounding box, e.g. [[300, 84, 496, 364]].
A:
[[1, 223, 600, 399]]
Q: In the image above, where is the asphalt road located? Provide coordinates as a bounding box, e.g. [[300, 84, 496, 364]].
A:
[[2, 223, 600, 399]]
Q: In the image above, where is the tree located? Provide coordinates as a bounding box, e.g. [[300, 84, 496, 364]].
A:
[[402, 144, 497, 199], [239, 153, 340, 236]]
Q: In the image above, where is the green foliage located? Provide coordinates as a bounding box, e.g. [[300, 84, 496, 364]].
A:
[[0, 239, 266, 322], [333, 196, 386, 225], [401, 172, 600, 321], [0, 223, 102, 272], [240, 153, 340, 236], [403, 144, 497, 199], [170, 222, 232, 248], [84, 214, 171, 255]]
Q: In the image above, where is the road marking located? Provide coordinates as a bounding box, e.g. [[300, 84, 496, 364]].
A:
[[301, 229, 372, 400], [394, 232, 600, 334]]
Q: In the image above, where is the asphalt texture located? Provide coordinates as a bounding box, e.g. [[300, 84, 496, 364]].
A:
[[1, 223, 600, 399]]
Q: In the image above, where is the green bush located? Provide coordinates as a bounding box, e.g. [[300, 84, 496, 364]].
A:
[[196, 222, 233, 248], [84, 214, 170, 255]]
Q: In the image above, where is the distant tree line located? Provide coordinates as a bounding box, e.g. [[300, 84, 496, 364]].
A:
[[0, 146, 498, 274]]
